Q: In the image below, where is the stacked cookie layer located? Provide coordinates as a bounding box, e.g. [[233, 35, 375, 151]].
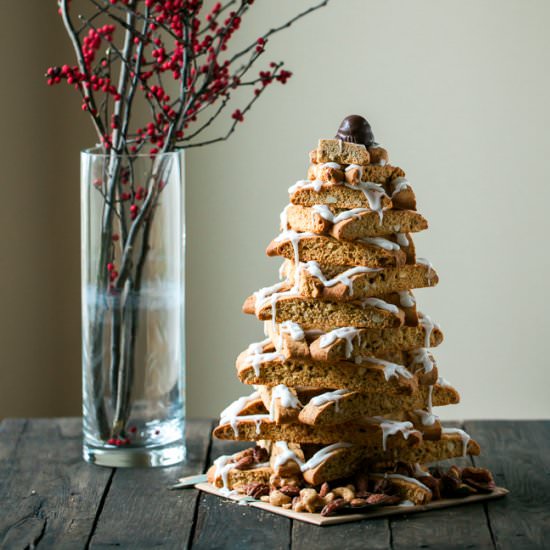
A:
[[208, 135, 480, 506]]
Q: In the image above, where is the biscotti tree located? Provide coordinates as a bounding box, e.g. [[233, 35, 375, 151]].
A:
[[204, 115, 496, 515]]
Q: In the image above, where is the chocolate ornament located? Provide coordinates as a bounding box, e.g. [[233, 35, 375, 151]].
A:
[[335, 115, 375, 148]]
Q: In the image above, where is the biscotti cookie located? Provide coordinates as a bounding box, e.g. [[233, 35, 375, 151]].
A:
[[298, 381, 459, 426], [316, 139, 370, 165], [289, 179, 393, 211], [267, 231, 407, 268], [286, 260, 437, 301], [236, 350, 419, 395], [309, 317, 444, 361], [213, 415, 422, 448], [364, 427, 480, 464], [282, 204, 428, 240], [307, 162, 404, 185], [258, 384, 301, 424]]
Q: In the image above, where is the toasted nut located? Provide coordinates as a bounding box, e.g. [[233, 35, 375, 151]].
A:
[[332, 486, 355, 502], [300, 488, 322, 513], [366, 493, 401, 506], [320, 498, 348, 517], [322, 491, 336, 505], [318, 482, 330, 498], [279, 485, 300, 498], [242, 482, 269, 499], [260, 495, 269, 503], [252, 445, 269, 464], [233, 455, 255, 470], [269, 489, 292, 507]]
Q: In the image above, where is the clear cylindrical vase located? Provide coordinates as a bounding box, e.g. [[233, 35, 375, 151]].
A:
[[81, 149, 185, 467]]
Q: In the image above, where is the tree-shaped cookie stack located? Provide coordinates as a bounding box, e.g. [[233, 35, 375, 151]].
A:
[[206, 116, 492, 514]]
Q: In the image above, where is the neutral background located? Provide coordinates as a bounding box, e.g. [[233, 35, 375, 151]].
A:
[[1, 0, 549, 421]]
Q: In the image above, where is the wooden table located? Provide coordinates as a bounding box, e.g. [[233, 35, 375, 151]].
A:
[[0, 419, 548, 549]]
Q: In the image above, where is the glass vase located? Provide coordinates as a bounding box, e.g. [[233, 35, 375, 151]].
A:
[[81, 149, 185, 467]]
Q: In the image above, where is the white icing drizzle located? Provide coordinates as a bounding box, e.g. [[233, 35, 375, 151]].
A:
[[437, 376, 452, 388], [391, 177, 410, 195], [300, 442, 353, 472], [358, 357, 413, 381], [395, 232, 409, 247], [311, 204, 370, 225], [398, 290, 415, 308], [417, 257, 435, 283], [345, 163, 363, 179], [361, 297, 399, 314], [303, 261, 381, 296], [318, 327, 362, 358], [414, 408, 438, 426], [370, 417, 416, 451], [442, 427, 471, 457], [288, 174, 388, 222], [213, 454, 239, 494], [309, 389, 349, 412], [246, 338, 271, 356], [255, 229, 313, 333], [320, 162, 342, 170], [241, 351, 284, 377], [270, 384, 301, 418], [219, 391, 263, 436], [420, 315, 439, 348], [288, 179, 324, 194], [413, 463, 430, 477], [279, 320, 305, 341], [410, 348, 433, 373], [273, 441, 303, 472], [279, 204, 291, 230], [360, 236, 401, 251], [343, 181, 387, 221]]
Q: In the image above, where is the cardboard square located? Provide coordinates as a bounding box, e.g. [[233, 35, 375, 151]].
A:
[[195, 482, 508, 526]]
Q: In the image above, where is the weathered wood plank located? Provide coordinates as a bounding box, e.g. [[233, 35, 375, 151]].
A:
[[89, 418, 213, 549], [466, 420, 550, 550], [291, 518, 390, 550], [191, 438, 291, 550], [390, 422, 495, 549], [0, 417, 113, 548]]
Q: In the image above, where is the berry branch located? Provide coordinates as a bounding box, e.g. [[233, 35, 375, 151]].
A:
[[48, 0, 329, 442]]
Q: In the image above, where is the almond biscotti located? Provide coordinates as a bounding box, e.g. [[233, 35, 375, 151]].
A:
[[289, 179, 394, 211], [207, 116, 496, 515], [315, 139, 371, 165], [213, 415, 423, 448], [308, 318, 444, 361], [282, 203, 427, 240], [298, 382, 459, 426], [236, 351, 419, 395], [285, 260, 438, 301], [266, 230, 408, 268]]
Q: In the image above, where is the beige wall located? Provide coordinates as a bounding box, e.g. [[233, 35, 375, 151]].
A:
[[2, 1, 549, 421]]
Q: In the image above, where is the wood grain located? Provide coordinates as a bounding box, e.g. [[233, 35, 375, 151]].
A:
[[291, 517, 390, 550], [191, 438, 291, 550], [466, 420, 550, 550], [0, 418, 112, 548], [89, 418, 213, 549]]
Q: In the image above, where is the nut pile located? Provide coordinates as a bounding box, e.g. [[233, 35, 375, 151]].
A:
[[233, 454, 496, 517]]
